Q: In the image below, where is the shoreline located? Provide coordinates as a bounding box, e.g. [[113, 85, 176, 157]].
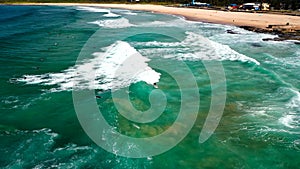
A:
[[2, 3, 300, 41]]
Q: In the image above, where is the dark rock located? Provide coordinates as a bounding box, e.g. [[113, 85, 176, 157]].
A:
[[240, 24, 300, 42], [226, 30, 239, 34], [262, 38, 273, 41], [274, 37, 284, 41], [262, 37, 285, 41], [239, 26, 271, 34], [250, 43, 262, 47], [240, 26, 255, 31]]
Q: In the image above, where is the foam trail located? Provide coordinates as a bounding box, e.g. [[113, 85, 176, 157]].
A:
[[90, 41, 161, 90], [280, 89, 300, 129], [103, 12, 120, 17], [287, 89, 300, 109], [209, 40, 260, 65], [133, 32, 260, 65], [124, 11, 138, 15], [76, 6, 110, 13], [15, 41, 160, 92], [89, 18, 134, 28], [279, 114, 298, 129]]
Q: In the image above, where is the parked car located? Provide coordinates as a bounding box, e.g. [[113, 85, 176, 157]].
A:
[[191, 2, 212, 7], [226, 4, 239, 10], [243, 3, 259, 10]]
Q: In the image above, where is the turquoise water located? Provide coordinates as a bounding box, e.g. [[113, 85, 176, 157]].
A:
[[1, 5, 300, 168]]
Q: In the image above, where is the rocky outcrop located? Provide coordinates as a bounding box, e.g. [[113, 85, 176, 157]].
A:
[[240, 25, 300, 44]]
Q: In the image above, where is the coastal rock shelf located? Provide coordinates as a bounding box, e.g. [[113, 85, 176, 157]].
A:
[[240, 25, 300, 43]]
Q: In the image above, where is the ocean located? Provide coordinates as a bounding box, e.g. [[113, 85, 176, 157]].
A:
[[0, 5, 299, 168]]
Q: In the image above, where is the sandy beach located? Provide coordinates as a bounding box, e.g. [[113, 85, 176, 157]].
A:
[[5, 3, 300, 30]]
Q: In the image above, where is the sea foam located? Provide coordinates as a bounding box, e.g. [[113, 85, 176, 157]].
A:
[[279, 114, 299, 129], [76, 6, 120, 18], [133, 32, 260, 65], [103, 12, 120, 18], [89, 18, 134, 28], [76, 6, 110, 13], [123, 11, 138, 15], [281, 89, 300, 129], [15, 41, 160, 92]]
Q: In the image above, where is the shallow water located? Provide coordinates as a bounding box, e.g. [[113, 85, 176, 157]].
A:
[[1, 5, 299, 168]]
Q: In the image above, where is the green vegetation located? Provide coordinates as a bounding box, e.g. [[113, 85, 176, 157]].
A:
[[0, 0, 299, 10]]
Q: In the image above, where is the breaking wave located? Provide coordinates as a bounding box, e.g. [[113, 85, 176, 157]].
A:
[[89, 18, 134, 28], [76, 6, 110, 13], [134, 32, 260, 65], [14, 41, 160, 92]]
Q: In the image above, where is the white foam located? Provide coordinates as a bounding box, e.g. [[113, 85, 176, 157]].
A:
[[278, 88, 300, 129], [146, 21, 168, 26], [76, 6, 110, 13], [91, 41, 160, 90], [89, 18, 134, 28], [287, 89, 300, 109], [15, 41, 160, 92], [279, 114, 299, 129], [182, 19, 278, 44], [123, 11, 138, 15], [134, 32, 260, 65], [209, 40, 260, 65], [103, 12, 121, 18], [211, 31, 276, 45]]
